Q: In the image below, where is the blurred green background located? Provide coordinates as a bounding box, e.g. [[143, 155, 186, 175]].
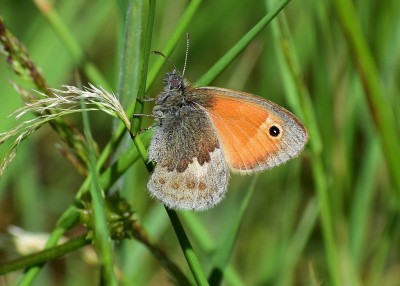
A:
[[1, 0, 400, 285]]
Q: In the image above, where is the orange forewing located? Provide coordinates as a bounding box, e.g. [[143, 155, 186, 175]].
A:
[[199, 88, 283, 171]]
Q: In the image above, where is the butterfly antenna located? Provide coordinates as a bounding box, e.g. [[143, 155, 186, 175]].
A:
[[151, 50, 180, 73], [182, 33, 190, 76], [152, 33, 190, 75]]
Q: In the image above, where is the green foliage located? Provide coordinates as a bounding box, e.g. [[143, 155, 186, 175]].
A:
[[1, 0, 400, 285]]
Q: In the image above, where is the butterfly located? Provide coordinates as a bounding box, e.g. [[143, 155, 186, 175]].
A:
[[146, 47, 308, 211]]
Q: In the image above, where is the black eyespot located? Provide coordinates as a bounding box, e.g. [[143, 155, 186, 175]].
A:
[[269, 125, 280, 137]]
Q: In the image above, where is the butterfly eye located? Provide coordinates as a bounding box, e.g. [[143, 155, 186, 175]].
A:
[[269, 125, 281, 138]]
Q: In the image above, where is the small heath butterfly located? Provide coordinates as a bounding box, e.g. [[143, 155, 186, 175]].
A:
[[147, 40, 308, 211]]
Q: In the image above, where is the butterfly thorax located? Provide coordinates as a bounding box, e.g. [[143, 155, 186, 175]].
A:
[[153, 71, 212, 118]]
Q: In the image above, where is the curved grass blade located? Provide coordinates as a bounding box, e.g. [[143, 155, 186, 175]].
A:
[[167, 209, 208, 286], [146, 0, 202, 88], [196, 0, 292, 86], [81, 101, 117, 285], [267, 5, 340, 285], [208, 176, 258, 286], [33, 0, 111, 90], [333, 0, 400, 196]]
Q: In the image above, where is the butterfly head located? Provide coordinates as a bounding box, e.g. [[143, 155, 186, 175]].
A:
[[163, 70, 187, 92]]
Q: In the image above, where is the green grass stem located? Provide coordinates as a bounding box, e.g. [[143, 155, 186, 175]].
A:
[[196, 0, 292, 86], [333, 0, 400, 195], [167, 209, 209, 286], [0, 234, 90, 276], [268, 4, 339, 285], [33, 0, 111, 90], [81, 102, 117, 285]]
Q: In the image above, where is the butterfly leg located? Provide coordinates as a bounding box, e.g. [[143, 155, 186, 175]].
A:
[[137, 96, 155, 103], [130, 113, 157, 139]]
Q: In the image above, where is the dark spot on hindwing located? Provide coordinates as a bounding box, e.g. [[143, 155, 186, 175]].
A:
[[186, 180, 196, 189], [171, 181, 180, 190], [174, 143, 216, 173], [198, 181, 207, 191], [176, 159, 190, 173], [197, 149, 212, 165]]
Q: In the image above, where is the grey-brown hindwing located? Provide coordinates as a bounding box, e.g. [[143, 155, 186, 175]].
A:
[[148, 104, 229, 210]]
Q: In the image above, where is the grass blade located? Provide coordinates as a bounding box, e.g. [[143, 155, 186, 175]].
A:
[[196, 0, 292, 86], [267, 2, 339, 285], [81, 101, 117, 285], [208, 176, 258, 286], [146, 0, 202, 88], [33, 0, 111, 89], [167, 209, 208, 286], [333, 0, 400, 195]]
